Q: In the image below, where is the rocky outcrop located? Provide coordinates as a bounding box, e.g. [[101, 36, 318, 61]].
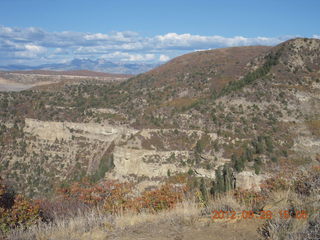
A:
[[235, 171, 267, 191]]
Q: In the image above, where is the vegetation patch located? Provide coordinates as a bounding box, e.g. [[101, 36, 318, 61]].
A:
[[306, 119, 320, 136], [220, 48, 283, 96]]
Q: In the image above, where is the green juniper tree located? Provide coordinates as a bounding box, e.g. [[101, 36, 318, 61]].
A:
[[265, 136, 274, 153], [232, 154, 244, 172], [199, 178, 208, 203], [223, 165, 233, 192]]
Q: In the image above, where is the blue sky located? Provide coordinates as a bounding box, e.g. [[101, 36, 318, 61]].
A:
[[0, 0, 319, 66]]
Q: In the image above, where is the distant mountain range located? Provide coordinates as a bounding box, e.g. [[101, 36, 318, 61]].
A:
[[0, 58, 159, 74]]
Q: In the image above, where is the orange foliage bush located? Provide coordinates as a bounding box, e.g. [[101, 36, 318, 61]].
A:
[[58, 179, 133, 212], [126, 183, 187, 213], [0, 178, 41, 234], [58, 178, 187, 214]]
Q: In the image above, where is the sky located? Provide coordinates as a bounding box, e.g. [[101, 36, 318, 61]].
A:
[[0, 0, 319, 66]]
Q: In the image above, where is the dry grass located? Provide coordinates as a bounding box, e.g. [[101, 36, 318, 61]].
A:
[[205, 192, 245, 213], [4, 208, 111, 240], [114, 200, 200, 229], [162, 97, 199, 108], [4, 174, 319, 240], [259, 169, 320, 240], [306, 119, 320, 136], [2, 196, 257, 240], [3, 201, 200, 240]]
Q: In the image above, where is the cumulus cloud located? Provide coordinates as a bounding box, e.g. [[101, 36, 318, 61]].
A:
[[0, 25, 311, 66], [101, 52, 156, 62], [83, 31, 139, 42], [159, 54, 170, 62], [25, 44, 46, 53], [14, 44, 47, 59], [151, 33, 286, 50]]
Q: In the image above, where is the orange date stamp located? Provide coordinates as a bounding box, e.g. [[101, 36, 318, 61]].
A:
[[211, 210, 308, 220]]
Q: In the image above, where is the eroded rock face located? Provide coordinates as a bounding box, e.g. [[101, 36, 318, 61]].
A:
[[23, 118, 138, 175], [10, 116, 315, 195], [4, 118, 231, 194], [235, 171, 267, 191], [106, 129, 229, 192], [107, 147, 225, 180], [110, 147, 191, 180], [24, 118, 134, 142], [0, 118, 138, 195]]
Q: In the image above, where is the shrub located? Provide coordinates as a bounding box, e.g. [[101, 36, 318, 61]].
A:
[[260, 176, 291, 193], [294, 168, 320, 196], [265, 136, 274, 153], [59, 179, 132, 211], [130, 183, 186, 213], [232, 154, 244, 172], [219, 48, 282, 96], [271, 156, 278, 163], [234, 189, 265, 209], [254, 162, 261, 174], [0, 178, 42, 234], [58, 179, 187, 214], [245, 147, 253, 162]]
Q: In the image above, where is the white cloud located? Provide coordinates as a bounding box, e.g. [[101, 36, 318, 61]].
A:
[[25, 44, 46, 53], [0, 24, 315, 66], [151, 33, 285, 49], [84, 33, 109, 40], [159, 54, 170, 62], [54, 48, 64, 53], [101, 52, 156, 62], [12, 44, 47, 59], [82, 32, 139, 42]]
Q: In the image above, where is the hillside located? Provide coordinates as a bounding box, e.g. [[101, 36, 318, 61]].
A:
[[0, 37, 320, 239], [0, 37, 319, 196], [125, 46, 271, 97]]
